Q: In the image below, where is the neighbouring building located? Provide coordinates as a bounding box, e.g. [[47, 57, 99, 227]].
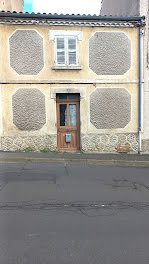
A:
[[0, 2, 145, 153], [100, 0, 140, 16], [0, 0, 24, 12]]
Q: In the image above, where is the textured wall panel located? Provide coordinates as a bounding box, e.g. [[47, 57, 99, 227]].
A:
[[1, 135, 57, 151], [89, 32, 131, 75], [0, 133, 138, 153], [9, 30, 44, 75], [81, 133, 138, 153], [90, 88, 131, 129], [12, 88, 46, 131]]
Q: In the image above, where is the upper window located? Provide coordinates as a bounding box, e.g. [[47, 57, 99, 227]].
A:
[[56, 36, 77, 65], [50, 30, 83, 68]]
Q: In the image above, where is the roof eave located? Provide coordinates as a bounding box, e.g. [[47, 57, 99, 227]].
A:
[[0, 11, 145, 21]]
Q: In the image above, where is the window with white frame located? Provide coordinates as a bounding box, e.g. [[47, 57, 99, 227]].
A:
[[50, 30, 83, 67], [56, 36, 77, 65]]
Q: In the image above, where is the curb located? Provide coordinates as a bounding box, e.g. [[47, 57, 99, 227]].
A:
[[0, 156, 149, 167]]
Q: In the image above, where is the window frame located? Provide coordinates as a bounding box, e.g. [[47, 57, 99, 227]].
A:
[[55, 36, 78, 66], [50, 30, 83, 69]]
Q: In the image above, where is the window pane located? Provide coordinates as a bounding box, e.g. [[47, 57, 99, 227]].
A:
[[60, 104, 67, 126], [57, 38, 65, 64], [68, 38, 76, 50], [68, 51, 77, 64], [69, 104, 76, 126], [57, 51, 65, 64], [57, 38, 65, 49]]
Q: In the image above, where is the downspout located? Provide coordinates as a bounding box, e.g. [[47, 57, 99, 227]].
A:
[[138, 18, 143, 154]]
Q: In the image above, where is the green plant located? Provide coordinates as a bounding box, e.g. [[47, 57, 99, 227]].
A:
[[25, 147, 33, 152], [40, 148, 50, 153], [77, 151, 84, 154], [54, 149, 60, 154], [16, 149, 23, 152]]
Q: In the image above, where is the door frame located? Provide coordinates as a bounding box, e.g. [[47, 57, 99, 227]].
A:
[[56, 93, 80, 152]]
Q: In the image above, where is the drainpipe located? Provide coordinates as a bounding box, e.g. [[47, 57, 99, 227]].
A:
[[138, 18, 143, 155]]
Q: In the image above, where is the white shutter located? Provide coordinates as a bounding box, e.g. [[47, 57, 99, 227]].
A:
[[56, 37, 65, 65], [67, 37, 77, 65]]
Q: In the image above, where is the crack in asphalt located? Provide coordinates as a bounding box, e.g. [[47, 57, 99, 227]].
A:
[[100, 178, 149, 191], [0, 200, 149, 213], [0, 181, 7, 191]]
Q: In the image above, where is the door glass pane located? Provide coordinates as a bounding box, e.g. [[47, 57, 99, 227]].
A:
[[59, 94, 67, 99], [69, 104, 76, 126], [68, 94, 77, 100], [60, 104, 67, 126]]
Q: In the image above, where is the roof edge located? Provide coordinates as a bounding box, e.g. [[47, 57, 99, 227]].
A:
[[0, 11, 145, 21]]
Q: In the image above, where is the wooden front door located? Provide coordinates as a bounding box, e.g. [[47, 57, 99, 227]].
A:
[[56, 94, 80, 152]]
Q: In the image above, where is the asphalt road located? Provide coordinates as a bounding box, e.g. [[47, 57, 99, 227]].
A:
[[0, 162, 149, 264]]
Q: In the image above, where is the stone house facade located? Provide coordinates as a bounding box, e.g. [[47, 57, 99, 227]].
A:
[[0, 9, 144, 153]]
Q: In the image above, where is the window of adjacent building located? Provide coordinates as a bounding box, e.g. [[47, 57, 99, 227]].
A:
[[56, 36, 77, 65]]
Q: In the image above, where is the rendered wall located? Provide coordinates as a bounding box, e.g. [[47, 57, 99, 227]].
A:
[[0, 23, 139, 153], [0, 25, 139, 82], [0, 83, 138, 152]]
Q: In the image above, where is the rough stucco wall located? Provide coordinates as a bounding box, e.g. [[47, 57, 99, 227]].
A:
[[89, 32, 131, 75], [12, 88, 46, 131], [9, 30, 44, 75], [90, 88, 131, 129]]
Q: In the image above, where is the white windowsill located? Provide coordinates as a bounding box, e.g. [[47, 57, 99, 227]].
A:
[[51, 65, 82, 70]]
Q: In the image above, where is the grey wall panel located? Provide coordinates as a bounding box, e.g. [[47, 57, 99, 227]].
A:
[[90, 88, 131, 129], [12, 88, 46, 131], [9, 30, 44, 75], [89, 32, 131, 75]]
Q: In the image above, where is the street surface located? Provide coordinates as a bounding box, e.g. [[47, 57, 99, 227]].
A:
[[0, 161, 149, 263]]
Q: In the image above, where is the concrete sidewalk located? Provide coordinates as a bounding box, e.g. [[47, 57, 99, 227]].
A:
[[1, 151, 149, 167]]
